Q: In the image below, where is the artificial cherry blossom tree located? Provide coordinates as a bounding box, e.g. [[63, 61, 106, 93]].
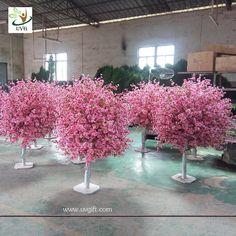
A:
[[124, 81, 161, 153], [1, 81, 56, 169], [152, 78, 232, 183], [55, 77, 130, 194]]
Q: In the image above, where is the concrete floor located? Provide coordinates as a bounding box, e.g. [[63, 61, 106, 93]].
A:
[[0, 127, 236, 236]]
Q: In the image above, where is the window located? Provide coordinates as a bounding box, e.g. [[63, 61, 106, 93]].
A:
[[138, 47, 155, 69], [156, 45, 175, 68], [138, 45, 175, 69], [45, 53, 67, 81]]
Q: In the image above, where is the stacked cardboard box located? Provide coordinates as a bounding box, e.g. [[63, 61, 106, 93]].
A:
[[207, 44, 236, 55], [187, 51, 215, 72], [215, 56, 236, 72], [187, 44, 236, 72]]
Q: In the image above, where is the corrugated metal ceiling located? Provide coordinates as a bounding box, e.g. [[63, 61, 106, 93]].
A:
[[0, 0, 233, 29]]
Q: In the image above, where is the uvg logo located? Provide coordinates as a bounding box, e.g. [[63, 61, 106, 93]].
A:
[[8, 7, 33, 33]]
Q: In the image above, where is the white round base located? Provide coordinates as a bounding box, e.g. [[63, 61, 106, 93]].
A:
[[14, 162, 34, 170], [28, 145, 44, 150], [134, 147, 151, 153], [172, 173, 196, 184], [73, 183, 100, 194], [187, 154, 204, 161], [71, 158, 86, 164], [44, 136, 57, 140], [56, 157, 71, 165]]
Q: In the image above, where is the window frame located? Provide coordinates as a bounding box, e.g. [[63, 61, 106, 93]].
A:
[[137, 46, 155, 70], [138, 45, 175, 69], [44, 52, 68, 81], [156, 45, 175, 68]]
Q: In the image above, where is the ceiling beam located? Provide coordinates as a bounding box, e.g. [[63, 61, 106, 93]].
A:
[[160, 0, 171, 11], [225, 0, 232, 10], [134, 0, 149, 14], [20, 0, 59, 28], [140, 0, 160, 13], [1, 0, 99, 27], [68, 0, 99, 26], [2, 0, 58, 28], [78, 4, 165, 17], [78, 0, 127, 8], [29, 0, 99, 27]]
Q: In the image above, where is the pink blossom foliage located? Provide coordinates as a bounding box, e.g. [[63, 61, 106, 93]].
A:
[[0, 88, 7, 135], [1, 81, 56, 147], [152, 78, 232, 151], [55, 77, 130, 163], [45, 82, 64, 127], [123, 81, 162, 129]]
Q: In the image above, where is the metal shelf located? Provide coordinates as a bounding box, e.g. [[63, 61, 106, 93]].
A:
[[178, 71, 236, 74], [217, 71, 236, 73], [177, 72, 214, 74], [178, 71, 236, 87], [223, 88, 236, 92]]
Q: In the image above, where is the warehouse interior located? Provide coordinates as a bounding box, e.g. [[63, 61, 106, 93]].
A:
[[0, 0, 236, 236]]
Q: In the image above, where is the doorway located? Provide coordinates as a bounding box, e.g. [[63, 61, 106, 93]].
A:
[[0, 62, 7, 84]]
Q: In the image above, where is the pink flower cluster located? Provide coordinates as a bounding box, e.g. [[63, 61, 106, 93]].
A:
[[0, 88, 7, 135], [152, 78, 232, 151], [1, 81, 56, 147], [123, 81, 162, 129], [0, 76, 232, 159], [55, 77, 130, 163], [45, 82, 64, 129]]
